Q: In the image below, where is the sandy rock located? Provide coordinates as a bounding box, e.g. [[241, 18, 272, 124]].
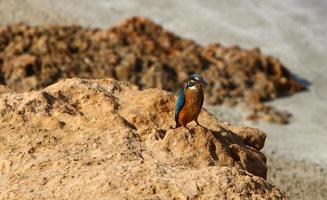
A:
[[0, 78, 286, 199], [229, 127, 266, 150], [0, 85, 11, 95]]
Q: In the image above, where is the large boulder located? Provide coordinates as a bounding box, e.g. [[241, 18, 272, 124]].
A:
[[0, 78, 286, 199]]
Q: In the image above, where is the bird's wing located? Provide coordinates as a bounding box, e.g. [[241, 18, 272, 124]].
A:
[[175, 88, 185, 124]]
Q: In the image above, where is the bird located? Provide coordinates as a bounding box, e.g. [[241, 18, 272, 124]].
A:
[[175, 74, 207, 128]]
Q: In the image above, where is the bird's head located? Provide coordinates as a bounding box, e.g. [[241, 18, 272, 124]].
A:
[[186, 74, 208, 89]]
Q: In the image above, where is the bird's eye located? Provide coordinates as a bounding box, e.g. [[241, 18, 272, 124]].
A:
[[195, 77, 199, 81], [188, 79, 195, 86]]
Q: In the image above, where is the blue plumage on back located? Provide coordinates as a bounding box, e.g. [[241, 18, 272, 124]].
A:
[[175, 88, 185, 125]]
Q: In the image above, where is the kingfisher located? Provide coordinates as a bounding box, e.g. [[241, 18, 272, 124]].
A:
[[175, 74, 207, 128]]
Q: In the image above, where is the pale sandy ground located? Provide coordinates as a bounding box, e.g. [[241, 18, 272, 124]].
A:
[[1, 0, 327, 199]]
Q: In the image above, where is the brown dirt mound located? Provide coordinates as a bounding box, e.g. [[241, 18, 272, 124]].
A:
[[0, 16, 305, 123], [0, 78, 287, 199]]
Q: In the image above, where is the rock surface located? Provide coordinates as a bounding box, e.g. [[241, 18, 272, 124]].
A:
[[0, 78, 286, 199], [0, 17, 305, 124]]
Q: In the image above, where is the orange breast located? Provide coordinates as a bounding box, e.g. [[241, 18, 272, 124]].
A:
[[178, 87, 204, 126]]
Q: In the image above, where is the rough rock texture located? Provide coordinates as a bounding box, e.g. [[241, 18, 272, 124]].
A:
[[0, 17, 305, 123], [0, 78, 286, 199]]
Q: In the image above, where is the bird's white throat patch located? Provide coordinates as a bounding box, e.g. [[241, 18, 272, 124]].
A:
[[189, 85, 199, 91]]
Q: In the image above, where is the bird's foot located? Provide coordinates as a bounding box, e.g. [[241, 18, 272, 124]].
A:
[[174, 124, 190, 130], [195, 120, 204, 127], [182, 125, 190, 130]]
